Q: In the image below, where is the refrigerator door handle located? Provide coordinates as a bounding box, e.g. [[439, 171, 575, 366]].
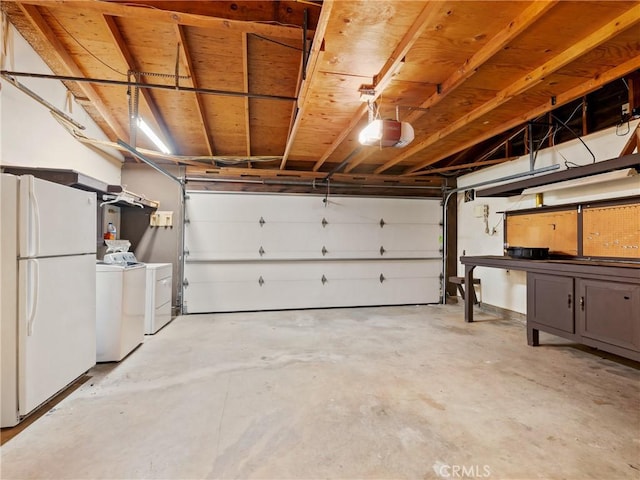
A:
[[26, 259, 39, 336], [28, 183, 41, 257]]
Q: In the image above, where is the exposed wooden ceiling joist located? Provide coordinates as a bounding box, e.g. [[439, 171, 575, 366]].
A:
[[175, 24, 215, 156]]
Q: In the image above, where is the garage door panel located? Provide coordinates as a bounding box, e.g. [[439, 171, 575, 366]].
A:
[[183, 259, 440, 313]]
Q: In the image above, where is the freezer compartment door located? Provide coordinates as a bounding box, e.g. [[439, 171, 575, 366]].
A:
[[19, 175, 97, 258], [18, 254, 96, 417]]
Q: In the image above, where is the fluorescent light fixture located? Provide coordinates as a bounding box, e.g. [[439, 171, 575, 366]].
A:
[[137, 118, 171, 154], [522, 168, 638, 195]]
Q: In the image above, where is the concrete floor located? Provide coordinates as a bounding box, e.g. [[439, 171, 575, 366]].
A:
[[1, 304, 639, 479]]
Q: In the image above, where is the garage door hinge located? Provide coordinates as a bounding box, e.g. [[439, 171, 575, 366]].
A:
[[380, 246, 386, 256], [258, 276, 264, 286], [259, 246, 265, 256], [321, 246, 328, 256], [379, 273, 385, 283], [184, 218, 190, 224], [321, 274, 327, 285], [322, 217, 328, 227], [183, 278, 189, 287], [380, 218, 385, 228], [184, 249, 190, 256], [259, 216, 265, 227]]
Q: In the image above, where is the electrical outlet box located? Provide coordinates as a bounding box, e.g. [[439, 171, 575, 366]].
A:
[[464, 189, 475, 202], [150, 211, 173, 227], [474, 205, 488, 217]]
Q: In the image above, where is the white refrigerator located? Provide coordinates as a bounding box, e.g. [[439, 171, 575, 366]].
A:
[[1, 174, 97, 427]]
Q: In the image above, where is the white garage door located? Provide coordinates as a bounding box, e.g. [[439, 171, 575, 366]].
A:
[[183, 192, 442, 313]]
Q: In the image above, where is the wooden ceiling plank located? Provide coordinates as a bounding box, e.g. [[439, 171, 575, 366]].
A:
[[347, 0, 557, 173], [103, 14, 174, 152], [406, 0, 559, 125], [317, 1, 440, 173], [401, 54, 640, 175], [388, 3, 640, 175], [349, 1, 557, 175], [312, 103, 367, 171], [13, 0, 311, 41], [17, 3, 127, 140], [242, 32, 251, 158], [370, 1, 443, 99], [175, 24, 215, 156], [280, 0, 332, 169]]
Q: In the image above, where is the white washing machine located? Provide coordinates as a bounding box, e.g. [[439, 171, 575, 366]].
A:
[[144, 263, 173, 334], [95, 252, 146, 362]]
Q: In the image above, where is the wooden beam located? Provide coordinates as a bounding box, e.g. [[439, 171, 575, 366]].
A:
[[17, 3, 127, 140], [399, 3, 640, 175], [312, 103, 367, 171], [14, 1, 311, 40], [242, 32, 251, 158], [175, 24, 215, 156], [401, 54, 640, 175], [103, 14, 174, 152], [185, 165, 443, 186], [344, 0, 557, 174], [405, 158, 512, 176], [280, 0, 332, 169]]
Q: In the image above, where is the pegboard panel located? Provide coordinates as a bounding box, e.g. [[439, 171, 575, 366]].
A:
[[583, 203, 640, 258], [506, 209, 578, 255]]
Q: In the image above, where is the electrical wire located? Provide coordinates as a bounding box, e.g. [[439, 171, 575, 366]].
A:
[[49, 14, 127, 76], [250, 33, 304, 51], [551, 105, 596, 168]]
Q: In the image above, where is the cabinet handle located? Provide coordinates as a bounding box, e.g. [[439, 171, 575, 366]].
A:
[[567, 294, 572, 309], [580, 296, 585, 311]]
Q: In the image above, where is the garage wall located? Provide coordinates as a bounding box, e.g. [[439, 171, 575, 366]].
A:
[[456, 120, 640, 314], [0, 24, 121, 185], [120, 163, 184, 309]]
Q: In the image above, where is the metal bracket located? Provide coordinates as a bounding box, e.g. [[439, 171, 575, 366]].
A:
[[322, 217, 328, 228], [184, 249, 190, 256], [322, 246, 328, 256], [321, 274, 327, 285], [380, 246, 386, 256], [259, 216, 265, 227], [380, 218, 385, 228], [258, 276, 264, 286], [259, 246, 265, 256], [183, 278, 189, 287], [379, 274, 385, 283]]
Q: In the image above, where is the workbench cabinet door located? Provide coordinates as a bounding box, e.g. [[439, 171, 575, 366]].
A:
[[527, 273, 574, 333], [577, 279, 640, 351]]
